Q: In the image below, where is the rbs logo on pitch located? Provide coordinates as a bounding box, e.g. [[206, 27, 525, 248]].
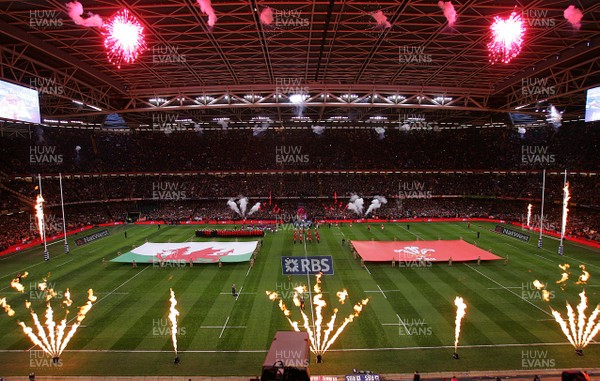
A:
[[282, 256, 334, 275]]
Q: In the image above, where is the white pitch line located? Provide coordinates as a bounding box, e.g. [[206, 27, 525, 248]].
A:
[[56, 259, 75, 267], [219, 292, 255, 295], [0, 260, 47, 281], [235, 286, 244, 301], [200, 325, 246, 329], [486, 287, 521, 290], [7, 341, 595, 354], [376, 284, 387, 299], [396, 314, 410, 336], [365, 290, 403, 293], [219, 316, 230, 339], [465, 264, 552, 317], [399, 225, 422, 240], [246, 266, 252, 277]]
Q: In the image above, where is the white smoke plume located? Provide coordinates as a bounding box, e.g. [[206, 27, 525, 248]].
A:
[[437, 1, 457, 27], [66, 1, 103, 27], [365, 196, 388, 216], [371, 10, 391, 29], [238, 197, 249, 216], [217, 119, 229, 130], [227, 199, 242, 216], [311, 125, 326, 135], [347, 194, 365, 216], [260, 7, 274, 26], [563, 5, 583, 30], [197, 0, 217, 27], [374, 127, 386, 139], [546, 105, 562, 128], [247, 202, 261, 216], [253, 122, 269, 136]]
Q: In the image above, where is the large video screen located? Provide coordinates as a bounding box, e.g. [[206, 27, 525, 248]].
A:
[[0, 79, 41, 124], [585, 86, 600, 122]]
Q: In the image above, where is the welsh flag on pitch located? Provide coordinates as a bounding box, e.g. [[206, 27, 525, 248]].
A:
[[111, 241, 258, 264]]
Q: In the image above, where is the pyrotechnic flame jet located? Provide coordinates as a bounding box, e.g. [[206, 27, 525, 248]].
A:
[[16, 288, 97, 360], [551, 290, 600, 355], [0, 298, 15, 317], [168, 289, 179, 355], [10, 272, 28, 293], [533, 280, 551, 302], [561, 183, 570, 239], [557, 264, 571, 289], [454, 297, 467, 356], [266, 275, 369, 359], [576, 265, 590, 285], [34, 194, 45, 240]]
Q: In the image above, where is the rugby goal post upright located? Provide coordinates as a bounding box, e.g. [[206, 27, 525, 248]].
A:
[[537, 169, 546, 249]]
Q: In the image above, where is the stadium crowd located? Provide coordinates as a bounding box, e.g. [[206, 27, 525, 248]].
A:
[[0, 123, 598, 174]]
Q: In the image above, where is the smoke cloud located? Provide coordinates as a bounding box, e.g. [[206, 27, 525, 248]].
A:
[[371, 10, 391, 29], [197, 0, 217, 27], [247, 202, 261, 216], [66, 1, 103, 27], [347, 194, 365, 216], [311, 125, 326, 135], [365, 196, 388, 216], [563, 5, 583, 30], [437, 1, 457, 27], [260, 7, 274, 26], [227, 199, 241, 216]]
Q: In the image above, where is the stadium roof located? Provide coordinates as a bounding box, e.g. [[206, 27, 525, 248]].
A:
[[0, 0, 598, 129]]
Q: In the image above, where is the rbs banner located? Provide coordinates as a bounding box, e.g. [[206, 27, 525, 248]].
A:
[[282, 256, 334, 275]]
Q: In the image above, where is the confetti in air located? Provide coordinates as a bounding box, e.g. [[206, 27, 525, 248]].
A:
[[488, 12, 526, 64], [102, 9, 147, 68]]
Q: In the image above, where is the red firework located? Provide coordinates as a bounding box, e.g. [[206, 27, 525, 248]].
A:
[[102, 9, 147, 68], [487, 11, 526, 64]]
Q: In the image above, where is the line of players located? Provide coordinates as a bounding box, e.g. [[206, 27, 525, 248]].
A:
[[293, 228, 321, 244]]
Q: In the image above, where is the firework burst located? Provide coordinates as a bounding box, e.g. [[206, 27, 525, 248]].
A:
[[102, 9, 147, 68], [488, 11, 526, 64]]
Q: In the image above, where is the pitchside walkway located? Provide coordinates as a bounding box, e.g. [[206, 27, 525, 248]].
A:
[[1, 370, 598, 381]]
